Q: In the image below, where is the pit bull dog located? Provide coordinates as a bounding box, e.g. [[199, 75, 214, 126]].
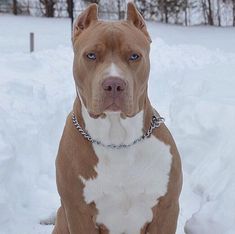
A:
[[53, 3, 182, 234]]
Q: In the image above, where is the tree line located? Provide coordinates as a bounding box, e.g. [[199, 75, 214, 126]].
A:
[[134, 0, 235, 26], [2, 0, 235, 26], [6, 0, 125, 19]]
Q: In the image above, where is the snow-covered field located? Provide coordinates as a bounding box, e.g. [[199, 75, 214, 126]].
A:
[[0, 15, 235, 234]]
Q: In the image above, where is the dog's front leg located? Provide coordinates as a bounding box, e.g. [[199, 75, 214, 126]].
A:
[[53, 199, 99, 234], [54, 143, 100, 234], [63, 203, 99, 234], [145, 200, 180, 234]]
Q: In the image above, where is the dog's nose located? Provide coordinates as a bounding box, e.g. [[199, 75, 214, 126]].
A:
[[102, 77, 126, 98]]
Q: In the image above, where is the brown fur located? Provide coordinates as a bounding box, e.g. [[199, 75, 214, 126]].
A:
[[53, 3, 182, 234], [73, 4, 150, 118]]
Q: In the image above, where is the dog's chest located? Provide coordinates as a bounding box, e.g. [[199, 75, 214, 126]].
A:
[[81, 136, 172, 234], [79, 109, 172, 233]]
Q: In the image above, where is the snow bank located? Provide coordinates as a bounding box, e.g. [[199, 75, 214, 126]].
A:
[[148, 24, 235, 234], [0, 16, 74, 234], [0, 46, 75, 233], [0, 15, 235, 234], [0, 47, 73, 234]]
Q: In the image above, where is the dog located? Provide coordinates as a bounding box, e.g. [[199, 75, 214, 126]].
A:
[[52, 3, 182, 234]]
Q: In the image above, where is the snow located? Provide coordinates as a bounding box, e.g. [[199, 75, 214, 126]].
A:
[[0, 15, 235, 234]]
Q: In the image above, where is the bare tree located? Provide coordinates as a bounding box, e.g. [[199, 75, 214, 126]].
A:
[[201, 0, 214, 25], [201, 0, 207, 24], [182, 0, 188, 26], [217, 0, 221, 26], [66, 0, 73, 18], [207, 0, 214, 25], [117, 0, 123, 20], [134, 0, 234, 26], [233, 0, 235, 26], [12, 0, 17, 15], [163, 1, 169, 23], [157, 0, 171, 24], [39, 0, 57, 17]]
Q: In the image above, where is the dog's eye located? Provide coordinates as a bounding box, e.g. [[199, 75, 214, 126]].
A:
[[129, 53, 140, 61], [87, 53, 96, 60]]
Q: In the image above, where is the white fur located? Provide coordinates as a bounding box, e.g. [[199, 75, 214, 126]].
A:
[[105, 63, 124, 78], [80, 105, 172, 234]]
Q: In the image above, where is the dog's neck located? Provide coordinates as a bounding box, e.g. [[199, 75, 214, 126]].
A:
[[73, 97, 153, 146], [82, 105, 143, 145]]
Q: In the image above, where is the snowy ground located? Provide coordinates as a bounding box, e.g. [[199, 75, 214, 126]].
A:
[[0, 15, 235, 234]]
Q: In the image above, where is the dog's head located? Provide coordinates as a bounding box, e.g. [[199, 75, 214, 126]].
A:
[[73, 3, 151, 118]]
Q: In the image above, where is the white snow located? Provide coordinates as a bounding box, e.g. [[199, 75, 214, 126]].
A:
[[1, 15, 235, 234]]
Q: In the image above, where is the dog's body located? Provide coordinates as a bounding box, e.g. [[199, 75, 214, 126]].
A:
[[53, 3, 182, 234]]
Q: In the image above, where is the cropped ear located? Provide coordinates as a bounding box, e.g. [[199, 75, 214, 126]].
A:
[[73, 4, 98, 41], [126, 2, 151, 43]]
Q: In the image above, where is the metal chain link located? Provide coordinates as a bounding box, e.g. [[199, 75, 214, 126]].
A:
[[72, 112, 165, 150]]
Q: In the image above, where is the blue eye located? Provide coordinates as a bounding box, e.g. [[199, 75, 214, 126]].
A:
[[129, 53, 140, 61], [87, 53, 96, 60]]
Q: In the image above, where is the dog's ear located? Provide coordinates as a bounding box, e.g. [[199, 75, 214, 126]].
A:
[[73, 4, 98, 41], [126, 2, 151, 43]]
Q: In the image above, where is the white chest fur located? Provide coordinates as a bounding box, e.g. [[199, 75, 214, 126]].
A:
[[80, 106, 172, 234]]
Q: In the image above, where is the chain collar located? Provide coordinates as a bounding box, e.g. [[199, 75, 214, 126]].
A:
[[72, 112, 165, 150]]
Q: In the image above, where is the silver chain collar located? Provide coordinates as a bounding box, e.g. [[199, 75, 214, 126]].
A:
[[72, 112, 165, 150]]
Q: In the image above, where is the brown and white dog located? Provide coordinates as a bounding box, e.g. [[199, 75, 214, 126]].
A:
[[53, 3, 182, 234]]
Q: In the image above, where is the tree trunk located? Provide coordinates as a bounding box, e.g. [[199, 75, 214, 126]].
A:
[[12, 0, 17, 15], [39, 0, 55, 17], [67, 0, 72, 18], [217, 0, 221, 26], [117, 0, 121, 20], [184, 10, 188, 26], [184, 0, 188, 26], [164, 3, 168, 23], [201, 0, 207, 24], [159, 0, 164, 22], [233, 0, 235, 26], [207, 0, 214, 25]]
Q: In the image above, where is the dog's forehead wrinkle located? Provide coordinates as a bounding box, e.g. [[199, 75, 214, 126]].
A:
[[97, 22, 129, 42], [86, 23, 141, 56]]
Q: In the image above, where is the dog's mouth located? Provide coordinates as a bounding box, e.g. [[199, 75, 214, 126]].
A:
[[88, 103, 121, 119], [87, 95, 134, 119], [105, 103, 121, 111], [88, 101, 129, 119], [101, 96, 125, 113]]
